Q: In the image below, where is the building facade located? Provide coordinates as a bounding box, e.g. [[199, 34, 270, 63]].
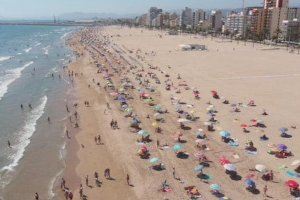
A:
[[225, 12, 244, 35], [210, 10, 223, 32], [263, 0, 289, 38], [180, 7, 193, 28], [147, 7, 163, 27]]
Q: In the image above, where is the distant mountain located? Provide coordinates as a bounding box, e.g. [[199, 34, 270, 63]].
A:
[[58, 12, 140, 20]]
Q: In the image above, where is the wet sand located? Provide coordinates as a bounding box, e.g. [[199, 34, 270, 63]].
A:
[[61, 26, 300, 200]]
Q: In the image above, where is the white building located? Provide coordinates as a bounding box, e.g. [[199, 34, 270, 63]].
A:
[[147, 7, 162, 27], [193, 9, 206, 28], [225, 12, 245, 35]]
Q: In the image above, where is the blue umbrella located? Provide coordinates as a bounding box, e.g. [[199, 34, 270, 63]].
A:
[[149, 157, 160, 165], [118, 96, 127, 103], [173, 144, 183, 152], [194, 165, 204, 172], [219, 131, 231, 138], [138, 130, 150, 137], [210, 184, 221, 191], [279, 127, 288, 134], [245, 179, 255, 187], [278, 144, 288, 151]]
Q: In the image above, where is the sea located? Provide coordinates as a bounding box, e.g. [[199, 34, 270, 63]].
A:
[[0, 25, 75, 199]]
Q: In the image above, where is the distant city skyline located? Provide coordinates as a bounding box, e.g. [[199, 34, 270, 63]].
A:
[[0, 0, 299, 19]]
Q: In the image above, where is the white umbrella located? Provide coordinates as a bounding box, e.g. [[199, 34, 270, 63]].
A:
[[255, 164, 267, 173], [177, 118, 191, 123], [224, 164, 236, 171]]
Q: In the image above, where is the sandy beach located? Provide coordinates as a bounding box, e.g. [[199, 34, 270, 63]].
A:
[[60, 26, 300, 200]]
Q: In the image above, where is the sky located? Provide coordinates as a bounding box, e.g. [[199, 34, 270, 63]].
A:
[[0, 0, 299, 19]]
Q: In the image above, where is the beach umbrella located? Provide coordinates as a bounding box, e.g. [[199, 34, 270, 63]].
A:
[[219, 157, 231, 165], [279, 127, 288, 133], [138, 130, 150, 137], [125, 107, 133, 113], [153, 105, 162, 111], [195, 139, 205, 144], [224, 163, 236, 171], [255, 164, 267, 173], [245, 179, 256, 188], [194, 152, 205, 159], [286, 180, 299, 189], [210, 184, 221, 191], [154, 113, 163, 120], [152, 122, 159, 128], [194, 165, 205, 172], [177, 118, 191, 123], [219, 131, 231, 138], [204, 121, 213, 126], [241, 124, 248, 128], [144, 98, 154, 104], [173, 144, 183, 152], [117, 95, 127, 103], [110, 92, 118, 96], [278, 144, 288, 151], [149, 157, 160, 165]]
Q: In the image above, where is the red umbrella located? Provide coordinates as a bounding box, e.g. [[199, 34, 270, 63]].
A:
[[241, 124, 248, 128], [219, 157, 231, 165], [286, 180, 299, 189], [211, 90, 218, 95]]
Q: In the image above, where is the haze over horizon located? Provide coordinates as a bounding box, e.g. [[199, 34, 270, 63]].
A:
[[0, 0, 299, 19]]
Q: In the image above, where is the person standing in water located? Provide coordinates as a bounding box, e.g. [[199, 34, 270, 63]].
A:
[[7, 140, 11, 148]]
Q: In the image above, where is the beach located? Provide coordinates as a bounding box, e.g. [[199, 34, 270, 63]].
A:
[[56, 25, 300, 200]]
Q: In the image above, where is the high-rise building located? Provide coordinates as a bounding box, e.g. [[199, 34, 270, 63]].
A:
[[210, 10, 223, 32], [225, 12, 245, 35], [281, 19, 300, 41], [192, 9, 206, 28], [147, 7, 163, 27], [287, 7, 300, 21], [245, 7, 264, 37], [263, 0, 289, 38], [180, 7, 193, 28]]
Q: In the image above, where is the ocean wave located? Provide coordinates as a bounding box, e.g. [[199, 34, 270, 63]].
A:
[[43, 46, 50, 55], [24, 47, 32, 53], [0, 61, 34, 101], [60, 31, 72, 40], [1, 96, 48, 172], [0, 56, 12, 62]]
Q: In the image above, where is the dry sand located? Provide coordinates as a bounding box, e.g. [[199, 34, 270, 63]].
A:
[[62, 26, 300, 200]]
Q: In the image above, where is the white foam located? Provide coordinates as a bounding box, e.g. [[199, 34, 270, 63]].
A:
[[35, 42, 41, 47], [43, 46, 50, 55], [1, 95, 48, 172], [24, 47, 32, 53], [0, 61, 34, 101], [0, 56, 12, 62], [60, 31, 72, 40]]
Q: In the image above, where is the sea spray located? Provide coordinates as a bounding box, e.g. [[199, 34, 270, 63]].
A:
[[1, 95, 47, 172], [0, 56, 12, 62], [0, 61, 34, 101]]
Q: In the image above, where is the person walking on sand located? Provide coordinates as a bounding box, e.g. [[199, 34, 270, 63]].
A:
[[172, 167, 176, 179], [85, 175, 89, 186], [34, 192, 39, 200], [61, 178, 66, 189], [79, 184, 83, 198], [104, 168, 110, 179], [263, 185, 268, 198], [94, 136, 98, 144], [97, 135, 101, 144], [126, 174, 131, 186]]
